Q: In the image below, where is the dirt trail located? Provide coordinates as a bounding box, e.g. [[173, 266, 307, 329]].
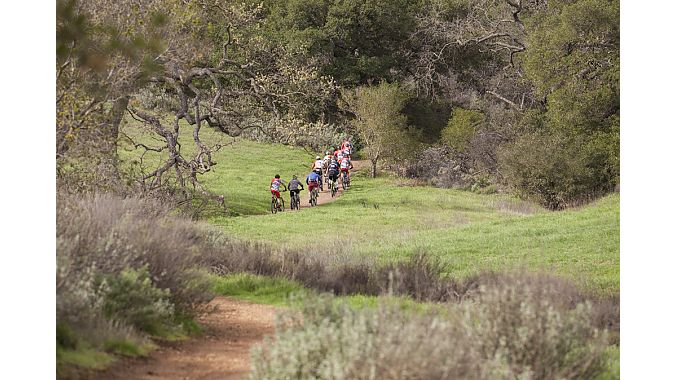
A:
[[298, 159, 368, 209], [98, 297, 277, 380]]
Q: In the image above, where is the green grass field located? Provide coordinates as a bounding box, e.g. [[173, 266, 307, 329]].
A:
[[120, 119, 619, 293]]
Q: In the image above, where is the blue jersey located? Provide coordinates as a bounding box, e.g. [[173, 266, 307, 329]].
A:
[[306, 172, 320, 184]]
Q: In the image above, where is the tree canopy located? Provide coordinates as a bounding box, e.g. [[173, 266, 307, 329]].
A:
[[57, 0, 620, 208]]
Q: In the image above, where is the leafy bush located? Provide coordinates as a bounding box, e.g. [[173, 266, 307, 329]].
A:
[[96, 267, 174, 335], [499, 130, 617, 210], [56, 323, 79, 350], [441, 107, 484, 152], [56, 192, 215, 362], [249, 285, 609, 380], [57, 193, 214, 316]]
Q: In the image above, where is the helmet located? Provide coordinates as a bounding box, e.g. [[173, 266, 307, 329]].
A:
[[275, 174, 280, 179], [292, 174, 297, 179], [326, 151, 330, 155], [316, 156, 321, 160]]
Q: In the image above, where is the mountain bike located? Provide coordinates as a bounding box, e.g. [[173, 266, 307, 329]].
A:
[[310, 186, 319, 206], [270, 189, 286, 213], [341, 171, 350, 190], [330, 177, 338, 197], [290, 189, 302, 210]]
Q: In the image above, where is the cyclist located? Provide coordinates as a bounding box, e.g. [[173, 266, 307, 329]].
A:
[[339, 155, 353, 184], [336, 149, 344, 163], [342, 146, 351, 159], [341, 138, 352, 156], [288, 174, 304, 206], [322, 151, 332, 175], [306, 171, 320, 204], [311, 155, 324, 190], [270, 174, 287, 204], [326, 157, 340, 189], [333, 147, 342, 160]]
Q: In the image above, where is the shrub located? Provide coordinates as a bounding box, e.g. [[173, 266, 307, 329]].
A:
[[56, 192, 215, 360], [499, 130, 616, 210], [96, 267, 175, 335], [57, 193, 214, 316], [56, 323, 79, 350], [441, 108, 484, 152], [249, 286, 609, 380], [468, 278, 609, 379], [400, 146, 474, 189]]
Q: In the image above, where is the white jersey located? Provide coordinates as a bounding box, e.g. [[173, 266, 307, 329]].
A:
[[340, 158, 350, 169], [314, 159, 324, 170]]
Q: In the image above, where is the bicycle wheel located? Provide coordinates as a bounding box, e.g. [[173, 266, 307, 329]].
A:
[[342, 173, 347, 190], [271, 198, 277, 214]]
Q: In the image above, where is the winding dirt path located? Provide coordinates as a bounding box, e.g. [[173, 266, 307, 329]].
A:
[[97, 297, 277, 380]]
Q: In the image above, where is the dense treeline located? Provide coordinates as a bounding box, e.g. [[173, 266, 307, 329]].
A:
[[57, 0, 618, 209], [253, 0, 620, 209]]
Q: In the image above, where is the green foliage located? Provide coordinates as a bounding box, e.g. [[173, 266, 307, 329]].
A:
[[56, 322, 79, 350], [262, 0, 417, 85], [499, 129, 617, 209], [96, 267, 175, 335], [104, 338, 152, 357], [524, 0, 619, 125], [441, 107, 484, 151], [513, 0, 620, 201], [211, 273, 309, 306], [596, 345, 620, 380], [350, 82, 418, 175], [403, 98, 452, 143], [56, 347, 115, 371]]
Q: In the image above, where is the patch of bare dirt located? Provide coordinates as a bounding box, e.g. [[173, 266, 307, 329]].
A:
[[96, 297, 277, 380]]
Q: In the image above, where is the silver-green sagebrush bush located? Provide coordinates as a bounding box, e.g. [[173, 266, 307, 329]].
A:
[[249, 284, 609, 380], [56, 193, 215, 352]]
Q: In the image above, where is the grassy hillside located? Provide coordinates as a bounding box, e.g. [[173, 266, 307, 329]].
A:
[[214, 175, 618, 292], [120, 121, 619, 293]]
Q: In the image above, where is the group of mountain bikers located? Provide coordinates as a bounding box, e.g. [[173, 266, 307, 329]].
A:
[[269, 139, 354, 211]]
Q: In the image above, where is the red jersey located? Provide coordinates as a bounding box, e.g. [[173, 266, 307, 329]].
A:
[[341, 140, 352, 150]]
